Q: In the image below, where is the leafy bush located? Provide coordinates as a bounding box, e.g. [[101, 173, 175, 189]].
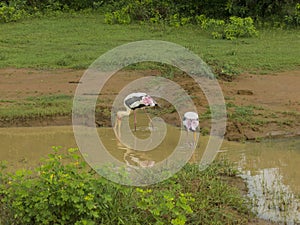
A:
[[136, 188, 194, 225], [226, 0, 299, 23], [0, 147, 253, 224], [224, 16, 258, 40], [168, 13, 191, 27], [0, 3, 28, 23], [104, 6, 131, 24], [103, 0, 258, 40], [0, 147, 136, 225], [196, 14, 258, 40], [1, 0, 299, 26], [104, 0, 175, 25], [284, 3, 300, 27]]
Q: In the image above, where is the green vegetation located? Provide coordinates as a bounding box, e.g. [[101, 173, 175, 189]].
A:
[[0, 147, 253, 225], [0, 1, 299, 224], [1, 0, 300, 27], [1, 1, 300, 73], [0, 94, 72, 119], [0, 12, 299, 73], [225, 103, 300, 134]]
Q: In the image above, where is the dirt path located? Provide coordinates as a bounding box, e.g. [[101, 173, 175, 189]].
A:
[[0, 68, 299, 141]]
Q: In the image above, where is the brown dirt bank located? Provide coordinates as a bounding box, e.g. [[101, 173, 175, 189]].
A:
[[0, 68, 299, 142]]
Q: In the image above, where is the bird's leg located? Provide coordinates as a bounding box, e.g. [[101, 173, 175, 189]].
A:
[[134, 110, 137, 131], [191, 152, 196, 163], [185, 129, 188, 145], [193, 132, 197, 146], [114, 116, 118, 130], [143, 108, 153, 129]]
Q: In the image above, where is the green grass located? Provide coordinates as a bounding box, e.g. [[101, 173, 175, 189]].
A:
[[0, 13, 299, 73], [0, 94, 73, 119]]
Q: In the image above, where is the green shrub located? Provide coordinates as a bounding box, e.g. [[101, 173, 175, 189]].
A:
[[195, 14, 258, 40], [0, 3, 28, 23], [224, 16, 258, 40], [0, 147, 135, 225], [104, 6, 131, 24], [136, 188, 194, 225], [104, 0, 171, 25], [168, 13, 191, 27], [284, 3, 300, 27], [0, 147, 253, 224]]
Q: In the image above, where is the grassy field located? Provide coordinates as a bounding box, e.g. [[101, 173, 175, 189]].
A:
[[0, 12, 299, 73], [0, 12, 299, 133]]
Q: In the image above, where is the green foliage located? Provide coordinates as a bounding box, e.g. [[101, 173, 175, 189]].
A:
[[0, 147, 135, 225], [1, 0, 299, 27], [224, 16, 258, 40], [196, 14, 258, 40], [0, 147, 253, 224], [136, 188, 194, 225], [102, 0, 300, 28], [226, 0, 299, 26], [104, 6, 131, 24], [103, 1, 258, 40], [168, 13, 191, 27], [0, 2, 28, 23], [284, 3, 300, 27], [104, 0, 171, 25]]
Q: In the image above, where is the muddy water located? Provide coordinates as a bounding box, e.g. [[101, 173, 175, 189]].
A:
[[219, 138, 300, 224], [0, 125, 299, 224]]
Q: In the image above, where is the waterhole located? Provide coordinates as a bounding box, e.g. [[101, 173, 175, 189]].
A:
[[0, 125, 299, 224]]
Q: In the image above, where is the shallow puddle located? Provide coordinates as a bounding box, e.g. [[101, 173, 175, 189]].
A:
[[0, 125, 299, 223], [219, 138, 300, 224]]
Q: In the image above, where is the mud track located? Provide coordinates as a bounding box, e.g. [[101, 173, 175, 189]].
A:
[[0, 68, 299, 142]]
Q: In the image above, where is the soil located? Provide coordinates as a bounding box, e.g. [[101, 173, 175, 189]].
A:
[[1, 68, 299, 142]]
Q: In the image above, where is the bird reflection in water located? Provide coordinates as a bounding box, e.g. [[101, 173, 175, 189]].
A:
[[116, 141, 155, 169]]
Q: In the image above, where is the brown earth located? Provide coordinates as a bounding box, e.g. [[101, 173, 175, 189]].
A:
[[0, 68, 299, 142]]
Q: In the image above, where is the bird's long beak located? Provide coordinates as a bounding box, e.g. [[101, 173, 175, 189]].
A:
[[193, 132, 197, 144]]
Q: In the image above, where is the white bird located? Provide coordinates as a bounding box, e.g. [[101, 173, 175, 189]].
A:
[[114, 92, 157, 132], [183, 111, 199, 144]]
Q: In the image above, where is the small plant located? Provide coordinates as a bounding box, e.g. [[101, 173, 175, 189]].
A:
[[0, 147, 135, 225], [168, 13, 191, 27], [284, 3, 300, 27], [0, 147, 253, 224], [228, 105, 255, 123], [104, 6, 131, 24], [0, 3, 27, 23], [224, 16, 258, 40], [195, 14, 258, 40], [136, 188, 194, 225]]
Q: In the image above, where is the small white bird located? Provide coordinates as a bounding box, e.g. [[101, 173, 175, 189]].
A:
[[114, 92, 157, 132], [183, 111, 199, 144]]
